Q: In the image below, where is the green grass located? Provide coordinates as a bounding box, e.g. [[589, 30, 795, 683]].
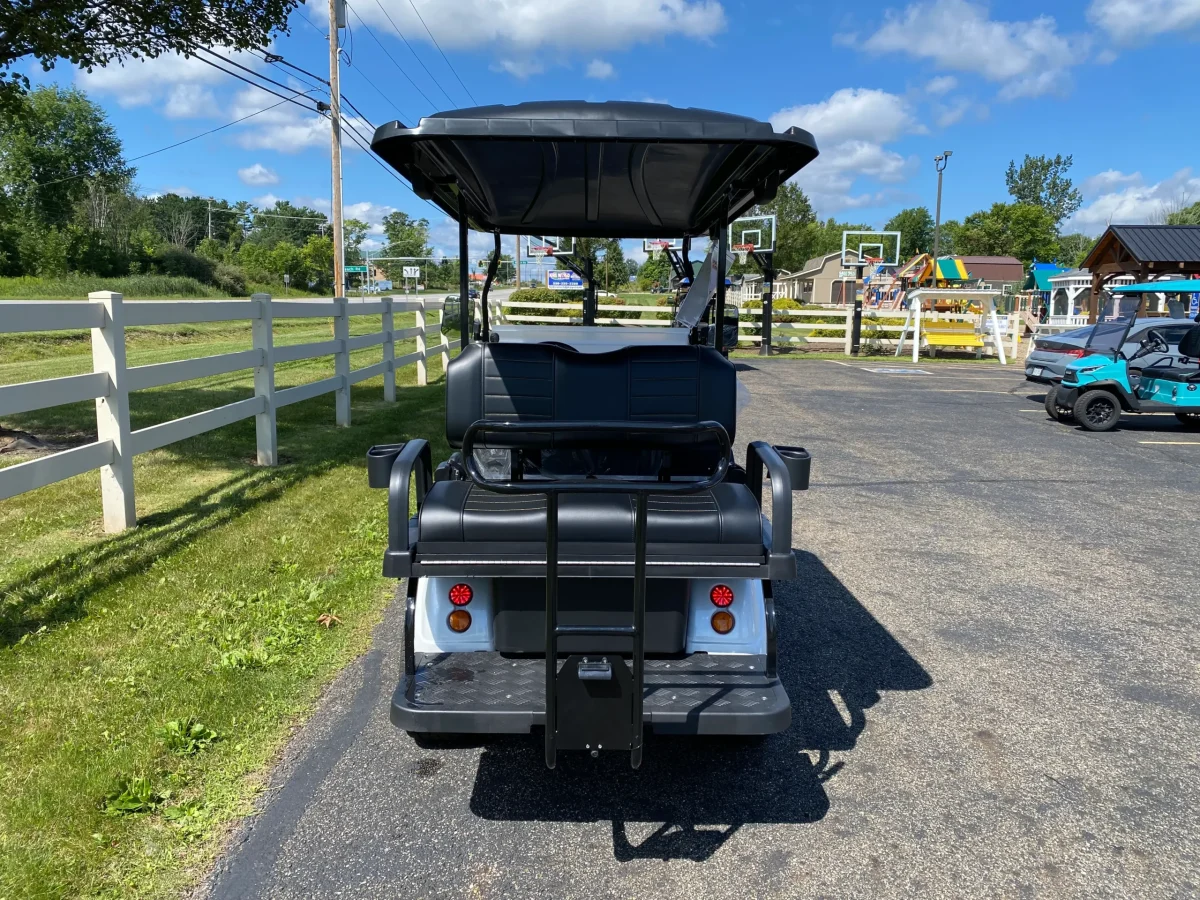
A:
[[0, 275, 325, 301], [0, 321, 449, 899]]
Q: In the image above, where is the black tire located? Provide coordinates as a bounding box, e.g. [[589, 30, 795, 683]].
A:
[[1044, 384, 1074, 421], [1044, 385, 1059, 419], [1073, 390, 1121, 432], [1176, 411, 1200, 430]]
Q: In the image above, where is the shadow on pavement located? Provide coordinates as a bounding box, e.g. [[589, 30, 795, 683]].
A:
[[468, 550, 930, 861]]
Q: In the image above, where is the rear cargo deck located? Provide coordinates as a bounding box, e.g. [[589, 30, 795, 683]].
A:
[[392, 652, 789, 736]]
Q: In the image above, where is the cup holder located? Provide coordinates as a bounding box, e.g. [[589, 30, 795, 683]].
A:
[[773, 445, 811, 491], [367, 443, 406, 488]]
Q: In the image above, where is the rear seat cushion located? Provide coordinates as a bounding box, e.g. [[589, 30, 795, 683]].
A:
[[419, 481, 762, 546], [1140, 366, 1200, 383]]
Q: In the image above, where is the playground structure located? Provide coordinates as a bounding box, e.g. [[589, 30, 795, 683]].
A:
[[894, 288, 1010, 365]]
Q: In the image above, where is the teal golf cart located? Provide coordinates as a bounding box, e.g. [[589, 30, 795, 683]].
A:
[[1049, 280, 1200, 432]]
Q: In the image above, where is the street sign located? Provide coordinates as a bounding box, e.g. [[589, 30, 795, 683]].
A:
[[345, 265, 368, 274], [547, 270, 584, 291], [282, 274, 290, 285], [402, 266, 420, 278]]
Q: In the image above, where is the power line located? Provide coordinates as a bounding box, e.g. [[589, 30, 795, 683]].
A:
[[193, 46, 310, 102], [337, 114, 444, 218], [367, 0, 454, 107], [344, 1, 436, 110], [341, 58, 412, 125], [188, 53, 322, 115], [32, 91, 319, 188], [403, 0, 477, 105]]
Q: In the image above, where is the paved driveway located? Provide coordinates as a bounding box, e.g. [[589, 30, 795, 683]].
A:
[[205, 360, 1200, 899]]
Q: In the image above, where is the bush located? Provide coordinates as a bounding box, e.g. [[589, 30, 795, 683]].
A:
[[505, 286, 583, 319], [212, 264, 248, 296], [152, 246, 215, 283]]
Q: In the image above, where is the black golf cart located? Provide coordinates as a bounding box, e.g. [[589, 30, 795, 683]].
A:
[[365, 101, 819, 768]]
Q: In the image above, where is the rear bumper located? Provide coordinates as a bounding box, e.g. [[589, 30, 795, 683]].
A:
[[391, 651, 791, 736]]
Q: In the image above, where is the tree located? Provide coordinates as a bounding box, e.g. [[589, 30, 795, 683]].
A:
[[744, 182, 817, 272], [1, 0, 300, 107], [955, 202, 1060, 266], [1165, 199, 1200, 226], [935, 219, 961, 256], [380, 211, 431, 279], [343, 218, 369, 265], [0, 86, 129, 230], [245, 199, 326, 248], [1005, 154, 1083, 229], [885, 207, 934, 260], [637, 253, 671, 290], [1057, 233, 1096, 268]]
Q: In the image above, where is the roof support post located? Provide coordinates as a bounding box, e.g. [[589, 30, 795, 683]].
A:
[[458, 193, 470, 343], [714, 197, 730, 354], [480, 232, 501, 340], [583, 255, 596, 326]]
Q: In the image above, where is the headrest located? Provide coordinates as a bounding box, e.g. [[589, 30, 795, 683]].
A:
[[1179, 324, 1200, 359]]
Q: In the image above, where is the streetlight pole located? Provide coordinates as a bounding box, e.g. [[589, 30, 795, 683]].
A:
[[931, 150, 952, 284], [328, 0, 346, 300]]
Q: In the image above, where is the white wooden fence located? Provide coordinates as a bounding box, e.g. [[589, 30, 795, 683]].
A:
[[0, 291, 459, 532]]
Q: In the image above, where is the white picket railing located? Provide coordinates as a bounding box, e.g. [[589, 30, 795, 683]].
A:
[[0, 291, 460, 532]]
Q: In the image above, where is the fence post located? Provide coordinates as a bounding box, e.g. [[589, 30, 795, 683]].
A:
[[251, 293, 277, 465], [416, 300, 427, 386], [843, 306, 855, 356], [438, 306, 450, 370], [333, 296, 351, 426], [382, 296, 396, 402], [912, 300, 921, 363], [89, 291, 135, 532]]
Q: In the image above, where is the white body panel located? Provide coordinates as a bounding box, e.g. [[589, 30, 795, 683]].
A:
[[414, 577, 495, 652], [684, 578, 766, 655], [490, 324, 689, 353]]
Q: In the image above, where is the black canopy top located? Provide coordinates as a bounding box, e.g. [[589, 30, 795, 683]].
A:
[[370, 101, 819, 238]]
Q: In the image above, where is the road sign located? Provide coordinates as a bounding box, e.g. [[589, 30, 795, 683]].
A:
[[547, 270, 584, 291], [402, 266, 420, 278], [345, 265, 368, 274]]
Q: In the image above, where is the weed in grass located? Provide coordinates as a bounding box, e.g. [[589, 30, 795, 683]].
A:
[[158, 719, 219, 756], [101, 777, 167, 816]]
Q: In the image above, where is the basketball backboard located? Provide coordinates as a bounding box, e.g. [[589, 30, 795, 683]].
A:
[[729, 215, 776, 254], [524, 235, 575, 259], [642, 237, 684, 255], [841, 230, 901, 267]]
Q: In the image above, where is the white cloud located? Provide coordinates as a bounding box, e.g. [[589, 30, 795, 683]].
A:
[[1067, 168, 1200, 235], [492, 58, 545, 79], [770, 89, 919, 215], [770, 87, 917, 145], [586, 59, 616, 79], [253, 193, 283, 207], [158, 186, 198, 198], [77, 49, 262, 116], [859, 0, 1087, 99], [934, 97, 972, 128], [926, 76, 957, 95], [237, 163, 280, 186], [229, 87, 367, 154], [1088, 0, 1200, 42], [344, 201, 398, 235], [348, 0, 725, 52], [164, 84, 219, 119]]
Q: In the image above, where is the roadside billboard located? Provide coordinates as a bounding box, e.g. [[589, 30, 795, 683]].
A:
[[547, 270, 584, 291]]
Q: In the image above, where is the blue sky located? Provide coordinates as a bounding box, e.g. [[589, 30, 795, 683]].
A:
[[24, 0, 1200, 260]]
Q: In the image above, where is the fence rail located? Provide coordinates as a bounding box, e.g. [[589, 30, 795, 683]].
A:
[[0, 291, 460, 532]]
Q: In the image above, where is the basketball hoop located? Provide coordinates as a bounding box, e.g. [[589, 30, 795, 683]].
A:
[[530, 245, 554, 258], [733, 243, 755, 265], [647, 240, 671, 259]]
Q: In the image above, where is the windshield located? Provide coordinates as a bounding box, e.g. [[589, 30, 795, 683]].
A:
[[1085, 316, 1135, 356]]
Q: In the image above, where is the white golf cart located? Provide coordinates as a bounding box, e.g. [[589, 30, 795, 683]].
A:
[[366, 101, 819, 768]]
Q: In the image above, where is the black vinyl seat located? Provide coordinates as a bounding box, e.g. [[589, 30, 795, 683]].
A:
[[419, 481, 762, 545], [1140, 366, 1200, 383], [415, 341, 765, 559]]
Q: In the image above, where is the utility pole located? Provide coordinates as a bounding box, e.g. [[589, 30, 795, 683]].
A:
[[206, 198, 213, 241], [514, 236, 521, 287], [329, 0, 346, 299], [931, 150, 953, 285]]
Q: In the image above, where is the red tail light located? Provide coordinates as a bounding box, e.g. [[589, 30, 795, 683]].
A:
[[1061, 348, 1085, 358], [448, 583, 473, 606], [709, 584, 734, 607]]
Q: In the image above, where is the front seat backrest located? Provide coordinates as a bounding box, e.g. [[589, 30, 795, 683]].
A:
[[1178, 324, 1200, 359]]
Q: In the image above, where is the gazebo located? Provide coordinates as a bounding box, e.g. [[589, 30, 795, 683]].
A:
[[1080, 225, 1200, 322]]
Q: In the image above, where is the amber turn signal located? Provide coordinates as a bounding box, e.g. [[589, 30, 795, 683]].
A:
[[710, 611, 735, 634], [447, 609, 472, 633]]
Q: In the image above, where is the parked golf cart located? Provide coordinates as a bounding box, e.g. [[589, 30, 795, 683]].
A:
[[364, 101, 819, 769], [1048, 281, 1200, 432]]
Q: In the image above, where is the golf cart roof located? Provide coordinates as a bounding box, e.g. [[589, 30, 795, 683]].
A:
[[371, 101, 819, 238], [1113, 280, 1200, 293]]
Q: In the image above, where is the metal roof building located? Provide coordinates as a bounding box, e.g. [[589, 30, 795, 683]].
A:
[[1078, 225, 1200, 320]]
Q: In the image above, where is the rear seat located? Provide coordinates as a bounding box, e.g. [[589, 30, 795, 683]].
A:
[[415, 341, 765, 556]]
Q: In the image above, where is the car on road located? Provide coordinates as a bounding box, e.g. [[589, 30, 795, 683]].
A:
[[1026, 318, 1197, 384]]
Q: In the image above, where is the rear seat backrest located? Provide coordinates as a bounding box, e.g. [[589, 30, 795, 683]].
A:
[[445, 342, 737, 448]]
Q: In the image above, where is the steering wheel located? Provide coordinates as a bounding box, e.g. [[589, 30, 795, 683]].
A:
[[1143, 329, 1169, 355]]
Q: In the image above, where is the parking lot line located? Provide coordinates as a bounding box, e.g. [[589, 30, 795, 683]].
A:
[[1138, 440, 1200, 445], [932, 389, 1019, 394]]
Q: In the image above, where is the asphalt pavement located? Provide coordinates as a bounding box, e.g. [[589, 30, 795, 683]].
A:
[[203, 358, 1200, 900]]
